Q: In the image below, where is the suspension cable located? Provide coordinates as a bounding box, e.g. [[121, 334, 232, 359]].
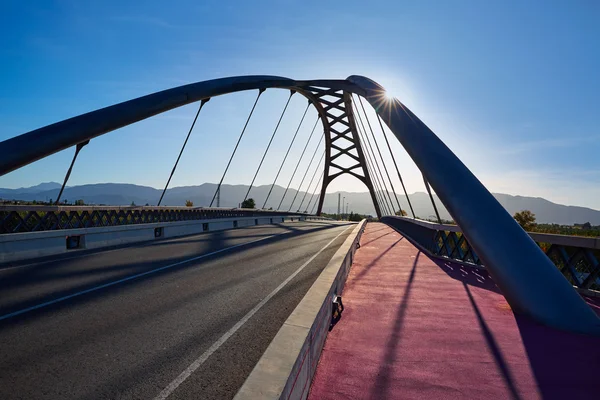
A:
[[210, 89, 265, 207], [158, 99, 209, 206], [277, 116, 321, 209], [375, 113, 416, 218], [423, 175, 442, 223], [354, 97, 396, 214], [357, 96, 403, 214], [244, 90, 295, 201], [296, 152, 324, 212], [262, 101, 311, 209], [55, 140, 89, 205], [280, 131, 323, 210], [354, 112, 389, 216], [352, 99, 393, 215], [310, 196, 320, 214], [309, 180, 321, 214], [305, 171, 324, 213], [354, 117, 389, 216], [353, 100, 394, 215], [356, 122, 387, 215]]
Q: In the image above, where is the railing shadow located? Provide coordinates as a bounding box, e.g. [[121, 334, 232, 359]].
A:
[[0, 222, 351, 328], [515, 311, 600, 399], [463, 282, 522, 400], [431, 257, 502, 295], [371, 252, 419, 399], [352, 237, 403, 282]]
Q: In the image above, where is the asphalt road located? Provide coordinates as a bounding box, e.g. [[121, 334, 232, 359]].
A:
[[0, 220, 354, 399]]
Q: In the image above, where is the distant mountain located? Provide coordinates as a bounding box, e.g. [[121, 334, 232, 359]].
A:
[[1, 182, 600, 225], [19, 182, 64, 193], [0, 181, 63, 196]]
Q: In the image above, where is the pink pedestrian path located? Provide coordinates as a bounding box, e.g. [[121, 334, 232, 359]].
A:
[[309, 222, 600, 400]]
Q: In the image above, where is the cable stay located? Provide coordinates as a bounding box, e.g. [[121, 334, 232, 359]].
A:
[[352, 98, 393, 214], [352, 100, 394, 215], [356, 122, 388, 215], [285, 134, 324, 211], [210, 89, 265, 207], [296, 152, 325, 212], [55, 140, 89, 205], [158, 98, 209, 206], [262, 101, 311, 209], [305, 171, 324, 213], [353, 111, 388, 215], [353, 98, 396, 214], [423, 175, 442, 224], [244, 90, 295, 202], [357, 96, 404, 214], [375, 113, 416, 218], [277, 116, 321, 210]]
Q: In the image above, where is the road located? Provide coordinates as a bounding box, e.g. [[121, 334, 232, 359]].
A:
[[0, 220, 354, 399]]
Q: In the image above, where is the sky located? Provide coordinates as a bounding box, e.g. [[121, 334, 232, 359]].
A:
[[1, 0, 599, 209]]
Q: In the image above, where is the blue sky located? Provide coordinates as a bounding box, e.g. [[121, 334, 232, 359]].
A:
[[1, 0, 599, 209]]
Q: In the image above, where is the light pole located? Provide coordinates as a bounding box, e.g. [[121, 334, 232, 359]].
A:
[[342, 196, 345, 220]]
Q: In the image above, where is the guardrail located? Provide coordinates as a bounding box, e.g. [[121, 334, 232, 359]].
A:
[[0, 205, 321, 235], [382, 216, 600, 294], [0, 214, 330, 264]]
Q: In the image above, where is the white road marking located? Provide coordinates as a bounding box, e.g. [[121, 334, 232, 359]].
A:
[[0, 234, 282, 322], [153, 224, 353, 400]]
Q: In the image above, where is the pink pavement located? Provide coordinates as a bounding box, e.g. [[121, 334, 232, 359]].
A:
[[308, 222, 600, 400]]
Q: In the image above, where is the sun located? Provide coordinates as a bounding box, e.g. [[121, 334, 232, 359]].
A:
[[384, 90, 395, 101]]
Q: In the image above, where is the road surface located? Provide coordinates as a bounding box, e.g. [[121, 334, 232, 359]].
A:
[[0, 220, 354, 399]]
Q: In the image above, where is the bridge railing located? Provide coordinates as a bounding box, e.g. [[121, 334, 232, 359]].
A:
[[0, 205, 323, 235], [382, 216, 600, 294]]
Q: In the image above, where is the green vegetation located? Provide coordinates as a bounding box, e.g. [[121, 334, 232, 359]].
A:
[[321, 212, 374, 221], [395, 209, 408, 216], [185, 200, 194, 207], [531, 223, 600, 238], [347, 212, 364, 222], [510, 209, 600, 237], [513, 210, 536, 231], [240, 198, 256, 209]]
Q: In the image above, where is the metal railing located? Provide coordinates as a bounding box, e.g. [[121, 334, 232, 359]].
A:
[[0, 205, 324, 235], [382, 216, 600, 293]]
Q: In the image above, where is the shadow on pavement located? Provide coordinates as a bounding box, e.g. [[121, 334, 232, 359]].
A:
[[0, 222, 352, 328], [371, 252, 419, 399]]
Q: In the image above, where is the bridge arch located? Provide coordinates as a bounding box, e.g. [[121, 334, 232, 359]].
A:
[[1, 75, 598, 335]]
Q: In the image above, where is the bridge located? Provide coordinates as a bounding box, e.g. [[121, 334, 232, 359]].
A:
[[1, 75, 599, 399]]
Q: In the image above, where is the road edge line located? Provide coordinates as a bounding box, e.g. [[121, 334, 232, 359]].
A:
[[233, 219, 367, 400]]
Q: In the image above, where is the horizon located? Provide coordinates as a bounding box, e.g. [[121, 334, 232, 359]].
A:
[[3, 180, 600, 212], [1, 1, 599, 210]]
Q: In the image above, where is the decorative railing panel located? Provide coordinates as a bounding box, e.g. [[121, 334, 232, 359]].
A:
[[0, 206, 318, 234], [382, 216, 600, 293]]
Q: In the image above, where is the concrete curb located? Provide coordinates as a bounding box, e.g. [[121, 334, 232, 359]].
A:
[[234, 219, 367, 400]]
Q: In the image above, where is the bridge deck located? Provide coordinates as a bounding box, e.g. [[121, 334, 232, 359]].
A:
[[309, 222, 600, 400]]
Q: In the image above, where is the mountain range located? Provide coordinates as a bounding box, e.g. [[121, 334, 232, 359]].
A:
[[1, 182, 599, 225]]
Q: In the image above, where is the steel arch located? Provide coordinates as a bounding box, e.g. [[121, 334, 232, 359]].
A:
[[1, 75, 599, 335]]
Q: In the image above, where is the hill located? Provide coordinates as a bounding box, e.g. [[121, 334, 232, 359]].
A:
[[1, 182, 599, 225]]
